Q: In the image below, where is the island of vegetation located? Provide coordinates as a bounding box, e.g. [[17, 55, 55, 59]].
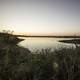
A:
[[59, 39, 80, 47]]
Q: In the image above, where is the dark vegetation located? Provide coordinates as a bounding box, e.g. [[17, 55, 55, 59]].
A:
[[0, 31, 80, 80], [59, 39, 80, 47], [15, 35, 80, 38]]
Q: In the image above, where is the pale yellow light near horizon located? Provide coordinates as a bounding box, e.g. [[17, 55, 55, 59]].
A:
[[0, 0, 80, 36], [1, 15, 68, 35], [1, 14, 79, 35]]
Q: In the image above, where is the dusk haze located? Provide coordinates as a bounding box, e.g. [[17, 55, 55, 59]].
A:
[[0, 0, 80, 80], [0, 0, 80, 35]]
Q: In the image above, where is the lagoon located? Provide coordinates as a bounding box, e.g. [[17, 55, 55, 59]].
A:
[[18, 37, 74, 51]]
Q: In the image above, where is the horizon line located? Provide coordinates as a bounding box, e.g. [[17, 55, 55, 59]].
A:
[[14, 34, 80, 38]]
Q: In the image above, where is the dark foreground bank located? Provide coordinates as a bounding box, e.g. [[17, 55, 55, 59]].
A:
[[0, 33, 80, 80]]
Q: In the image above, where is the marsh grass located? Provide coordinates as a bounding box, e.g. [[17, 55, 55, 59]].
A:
[[0, 32, 80, 80], [0, 46, 80, 80]]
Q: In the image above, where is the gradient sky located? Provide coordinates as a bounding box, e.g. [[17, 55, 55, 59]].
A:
[[0, 0, 80, 35]]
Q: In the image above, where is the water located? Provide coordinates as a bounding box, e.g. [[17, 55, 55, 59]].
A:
[[18, 37, 74, 51]]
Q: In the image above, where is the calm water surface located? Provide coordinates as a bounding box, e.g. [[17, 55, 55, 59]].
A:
[[18, 37, 74, 51]]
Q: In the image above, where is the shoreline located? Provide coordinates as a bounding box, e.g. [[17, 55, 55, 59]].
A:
[[14, 35, 80, 38], [59, 39, 80, 45]]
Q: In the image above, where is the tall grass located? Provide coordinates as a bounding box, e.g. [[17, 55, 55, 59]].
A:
[[0, 32, 80, 80], [0, 46, 80, 80]]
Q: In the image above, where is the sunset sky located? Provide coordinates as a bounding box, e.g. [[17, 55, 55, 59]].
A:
[[0, 0, 80, 35]]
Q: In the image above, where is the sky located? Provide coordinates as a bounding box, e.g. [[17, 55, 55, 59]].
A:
[[0, 0, 80, 35]]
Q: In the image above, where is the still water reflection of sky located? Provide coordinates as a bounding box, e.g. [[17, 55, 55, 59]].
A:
[[18, 37, 74, 51]]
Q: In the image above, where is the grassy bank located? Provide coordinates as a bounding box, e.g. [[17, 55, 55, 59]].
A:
[[0, 32, 80, 80]]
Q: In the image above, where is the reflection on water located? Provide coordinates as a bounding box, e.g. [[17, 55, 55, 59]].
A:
[[18, 37, 74, 51]]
